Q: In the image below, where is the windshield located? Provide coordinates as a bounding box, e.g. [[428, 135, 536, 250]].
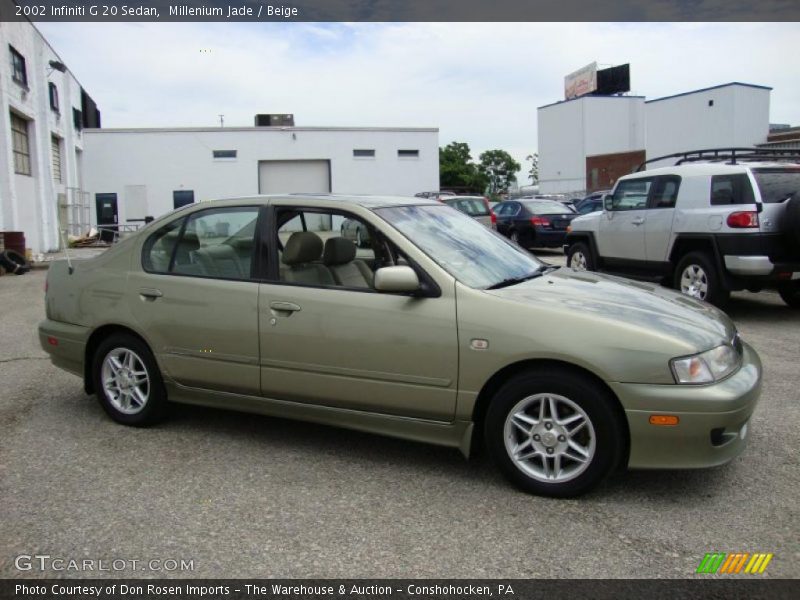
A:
[[522, 200, 573, 214], [752, 168, 800, 204], [376, 205, 544, 289]]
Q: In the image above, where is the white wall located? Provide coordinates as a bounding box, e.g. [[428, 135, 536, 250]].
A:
[[537, 96, 645, 194], [82, 127, 439, 224], [0, 9, 86, 253], [645, 84, 770, 168]]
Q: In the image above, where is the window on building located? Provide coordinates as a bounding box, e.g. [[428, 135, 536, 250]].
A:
[[9, 45, 27, 87], [10, 113, 31, 176], [353, 149, 375, 158], [173, 190, 195, 209], [51, 135, 62, 182], [48, 82, 60, 113], [212, 150, 237, 159], [73, 108, 82, 131], [397, 149, 419, 158]]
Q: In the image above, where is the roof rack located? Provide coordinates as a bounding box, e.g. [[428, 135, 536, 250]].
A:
[[635, 147, 800, 172]]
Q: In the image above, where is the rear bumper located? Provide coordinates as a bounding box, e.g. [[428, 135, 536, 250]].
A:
[[610, 341, 762, 469], [38, 319, 89, 377], [531, 229, 568, 248], [724, 254, 800, 278]]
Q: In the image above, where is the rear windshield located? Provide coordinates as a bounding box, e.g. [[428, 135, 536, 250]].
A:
[[443, 197, 490, 216], [752, 168, 800, 204], [522, 200, 573, 214]]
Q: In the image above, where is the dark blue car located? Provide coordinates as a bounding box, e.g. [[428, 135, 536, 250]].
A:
[[494, 199, 578, 249]]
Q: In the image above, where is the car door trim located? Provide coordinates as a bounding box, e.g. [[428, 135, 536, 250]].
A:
[[163, 346, 260, 365]]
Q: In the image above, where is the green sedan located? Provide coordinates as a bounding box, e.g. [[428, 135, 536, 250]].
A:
[[39, 195, 762, 497]]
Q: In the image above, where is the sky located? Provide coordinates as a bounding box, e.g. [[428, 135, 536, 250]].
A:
[[38, 21, 800, 184]]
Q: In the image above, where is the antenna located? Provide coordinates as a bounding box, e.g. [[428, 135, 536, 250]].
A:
[[218, 114, 224, 127], [59, 229, 74, 274]]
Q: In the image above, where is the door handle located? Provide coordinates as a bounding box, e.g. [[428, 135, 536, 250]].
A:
[[632, 217, 645, 226], [270, 301, 301, 316], [139, 288, 163, 300]]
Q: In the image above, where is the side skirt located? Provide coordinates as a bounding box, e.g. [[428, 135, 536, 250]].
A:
[[164, 379, 474, 457]]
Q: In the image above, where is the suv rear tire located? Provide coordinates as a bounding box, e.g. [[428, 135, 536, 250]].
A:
[[484, 367, 625, 498], [674, 251, 729, 307], [567, 242, 595, 271], [778, 281, 800, 309]]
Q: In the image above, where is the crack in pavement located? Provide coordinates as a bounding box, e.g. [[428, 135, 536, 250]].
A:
[[0, 356, 49, 364]]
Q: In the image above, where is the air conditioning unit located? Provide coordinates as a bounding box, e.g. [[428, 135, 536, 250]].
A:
[[254, 114, 295, 127]]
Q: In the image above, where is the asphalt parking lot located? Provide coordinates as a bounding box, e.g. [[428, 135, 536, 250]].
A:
[[1, 255, 798, 579]]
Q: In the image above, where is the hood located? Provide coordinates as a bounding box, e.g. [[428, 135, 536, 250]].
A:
[[486, 267, 736, 353]]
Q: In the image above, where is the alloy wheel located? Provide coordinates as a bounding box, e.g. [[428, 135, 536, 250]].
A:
[[680, 264, 708, 300], [101, 348, 150, 415], [571, 251, 588, 271], [503, 393, 596, 483]]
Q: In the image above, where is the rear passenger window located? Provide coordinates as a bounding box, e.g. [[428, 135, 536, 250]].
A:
[[274, 208, 379, 290], [142, 218, 183, 273], [710, 174, 755, 205], [650, 176, 681, 209], [171, 207, 259, 280]]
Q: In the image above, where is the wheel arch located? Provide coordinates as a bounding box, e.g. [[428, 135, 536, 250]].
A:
[[470, 358, 630, 465], [83, 324, 154, 395], [668, 234, 732, 288], [565, 232, 600, 265]]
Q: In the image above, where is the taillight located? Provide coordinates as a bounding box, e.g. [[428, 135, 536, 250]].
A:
[[531, 216, 550, 227], [727, 211, 759, 228], [490, 211, 497, 225]]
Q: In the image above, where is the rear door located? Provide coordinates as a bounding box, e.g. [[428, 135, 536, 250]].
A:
[[597, 177, 652, 261], [495, 201, 520, 236], [644, 175, 681, 262]]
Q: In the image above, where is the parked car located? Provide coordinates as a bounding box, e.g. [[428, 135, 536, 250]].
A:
[[40, 194, 761, 497], [341, 217, 371, 247], [494, 199, 578, 248], [573, 190, 611, 215], [441, 195, 496, 229], [565, 148, 800, 307], [415, 191, 457, 201]]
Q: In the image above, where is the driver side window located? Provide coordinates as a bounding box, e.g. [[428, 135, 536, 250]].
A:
[[611, 179, 652, 211]]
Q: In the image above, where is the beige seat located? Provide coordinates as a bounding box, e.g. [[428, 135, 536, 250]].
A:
[[172, 232, 207, 276], [281, 232, 335, 286], [323, 237, 373, 288], [195, 244, 245, 279]]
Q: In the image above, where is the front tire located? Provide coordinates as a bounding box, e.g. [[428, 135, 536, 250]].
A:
[[674, 251, 729, 307], [567, 242, 595, 271], [484, 367, 625, 497], [92, 333, 167, 426]]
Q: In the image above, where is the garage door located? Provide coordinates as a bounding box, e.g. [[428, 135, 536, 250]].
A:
[[258, 160, 331, 194]]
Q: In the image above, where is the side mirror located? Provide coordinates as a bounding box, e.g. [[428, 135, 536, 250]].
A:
[[374, 266, 420, 293], [603, 194, 614, 211]]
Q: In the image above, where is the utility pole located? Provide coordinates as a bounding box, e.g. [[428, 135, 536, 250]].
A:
[[218, 114, 224, 127]]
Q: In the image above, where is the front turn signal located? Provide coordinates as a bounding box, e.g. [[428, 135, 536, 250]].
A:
[[649, 415, 679, 426]]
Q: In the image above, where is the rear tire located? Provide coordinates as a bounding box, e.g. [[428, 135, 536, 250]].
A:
[[92, 333, 167, 426], [567, 242, 595, 271], [778, 281, 800, 309], [674, 251, 729, 307], [484, 367, 625, 498]]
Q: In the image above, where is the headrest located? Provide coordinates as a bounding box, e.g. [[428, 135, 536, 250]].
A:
[[282, 231, 323, 266], [177, 231, 199, 251], [323, 237, 357, 266]]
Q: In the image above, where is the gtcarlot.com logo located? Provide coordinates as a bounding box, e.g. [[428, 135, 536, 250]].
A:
[[696, 552, 773, 574], [14, 554, 194, 573]]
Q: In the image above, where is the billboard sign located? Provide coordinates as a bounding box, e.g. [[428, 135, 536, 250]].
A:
[[565, 62, 598, 100]]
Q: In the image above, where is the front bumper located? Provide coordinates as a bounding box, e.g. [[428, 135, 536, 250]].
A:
[[610, 341, 762, 469]]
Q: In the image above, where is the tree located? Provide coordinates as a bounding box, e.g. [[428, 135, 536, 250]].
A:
[[439, 142, 488, 192], [478, 149, 521, 195], [526, 153, 539, 184]]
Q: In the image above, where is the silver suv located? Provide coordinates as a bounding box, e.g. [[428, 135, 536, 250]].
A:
[[565, 149, 800, 307]]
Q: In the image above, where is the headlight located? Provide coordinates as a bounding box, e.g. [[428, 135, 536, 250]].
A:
[[671, 344, 740, 384]]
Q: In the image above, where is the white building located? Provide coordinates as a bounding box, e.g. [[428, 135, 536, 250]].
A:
[[537, 82, 772, 195], [0, 5, 100, 254], [82, 126, 439, 229]]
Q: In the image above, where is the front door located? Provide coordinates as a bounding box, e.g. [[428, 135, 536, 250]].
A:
[[597, 177, 652, 262], [258, 204, 459, 421], [95, 193, 118, 243]]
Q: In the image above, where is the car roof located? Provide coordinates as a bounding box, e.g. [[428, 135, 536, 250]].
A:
[[183, 194, 439, 210], [630, 161, 800, 178]]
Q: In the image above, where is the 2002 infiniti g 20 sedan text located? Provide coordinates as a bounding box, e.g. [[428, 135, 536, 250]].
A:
[[39, 195, 762, 497]]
